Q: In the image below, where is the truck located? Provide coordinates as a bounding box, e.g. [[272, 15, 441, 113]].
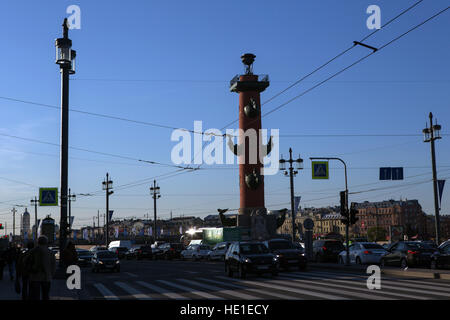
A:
[[201, 227, 242, 246]]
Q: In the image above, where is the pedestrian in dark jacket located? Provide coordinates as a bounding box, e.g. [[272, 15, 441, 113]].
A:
[[0, 250, 5, 280], [28, 236, 56, 300], [61, 241, 78, 270], [5, 243, 18, 281], [16, 241, 34, 300]]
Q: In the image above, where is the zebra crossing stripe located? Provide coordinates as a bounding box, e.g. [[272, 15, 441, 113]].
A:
[[394, 278, 450, 289], [202, 277, 298, 300], [136, 281, 189, 300], [215, 276, 347, 300], [93, 283, 119, 300], [305, 270, 450, 294], [177, 279, 260, 300], [114, 282, 152, 300], [156, 280, 225, 300], [275, 275, 396, 300], [290, 271, 442, 299]]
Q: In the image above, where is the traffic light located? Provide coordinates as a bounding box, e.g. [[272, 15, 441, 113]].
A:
[[340, 191, 348, 217], [0, 223, 3, 230], [349, 203, 359, 225]]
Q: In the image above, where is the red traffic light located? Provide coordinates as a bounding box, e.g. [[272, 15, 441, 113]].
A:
[[0, 223, 3, 229]]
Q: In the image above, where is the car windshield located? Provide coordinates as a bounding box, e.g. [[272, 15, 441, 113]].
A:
[[97, 252, 117, 258], [240, 243, 270, 254], [407, 242, 434, 249], [269, 241, 294, 250], [362, 244, 384, 250]]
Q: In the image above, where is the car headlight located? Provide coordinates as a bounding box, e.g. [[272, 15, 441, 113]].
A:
[[273, 256, 278, 262], [99, 261, 103, 264], [243, 258, 251, 263], [116, 260, 120, 264]]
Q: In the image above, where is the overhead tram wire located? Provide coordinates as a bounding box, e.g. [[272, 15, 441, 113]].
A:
[[0, 2, 426, 142], [219, 0, 426, 130]]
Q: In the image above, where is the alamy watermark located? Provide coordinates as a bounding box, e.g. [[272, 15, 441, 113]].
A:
[[66, 5, 81, 30], [366, 265, 381, 290], [170, 121, 280, 175], [366, 5, 381, 30], [66, 265, 81, 290]]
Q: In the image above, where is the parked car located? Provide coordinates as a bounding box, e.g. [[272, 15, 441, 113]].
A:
[[125, 245, 153, 260], [430, 240, 450, 269], [181, 244, 211, 261], [338, 242, 387, 265], [225, 241, 278, 279], [154, 243, 184, 260], [76, 249, 94, 267], [151, 242, 166, 256], [109, 246, 128, 259], [380, 241, 437, 268], [108, 240, 132, 250], [208, 242, 231, 261], [313, 240, 345, 262], [263, 239, 307, 271], [89, 246, 108, 253], [91, 251, 120, 273]]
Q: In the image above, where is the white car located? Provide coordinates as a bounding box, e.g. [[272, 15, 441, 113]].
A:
[[339, 242, 387, 265], [207, 242, 231, 261], [181, 244, 211, 261]]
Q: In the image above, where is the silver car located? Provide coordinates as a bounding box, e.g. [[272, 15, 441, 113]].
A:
[[181, 244, 211, 261], [207, 242, 231, 261], [339, 242, 387, 265]]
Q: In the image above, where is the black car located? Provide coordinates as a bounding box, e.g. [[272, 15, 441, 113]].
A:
[[125, 246, 153, 260], [154, 243, 184, 260], [380, 241, 437, 268], [264, 239, 307, 271], [430, 240, 450, 269], [76, 249, 93, 267], [225, 241, 278, 279], [109, 247, 128, 259], [92, 251, 120, 273], [313, 240, 345, 263]]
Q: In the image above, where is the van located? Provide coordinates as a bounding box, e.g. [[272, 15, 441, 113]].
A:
[[108, 240, 132, 250]]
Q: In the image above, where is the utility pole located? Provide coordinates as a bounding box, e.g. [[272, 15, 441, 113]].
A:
[[68, 188, 76, 236], [55, 18, 76, 254], [12, 207, 17, 239], [30, 197, 39, 242], [423, 112, 443, 245], [150, 180, 161, 243], [102, 173, 114, 247], [279, 148, 304, 242]]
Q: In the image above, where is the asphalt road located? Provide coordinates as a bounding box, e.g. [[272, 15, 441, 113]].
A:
[[78, 258, 450, 300]]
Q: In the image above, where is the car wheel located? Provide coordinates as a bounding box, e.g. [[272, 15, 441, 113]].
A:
[[238, 264, 246, 279], [356, 257, 362, 265], [116, 267, 120, 273], [380, 259, 386, 268], [299, 264, 307, 271], [272, 269, 278, 277], [430, 259, 437, 270], [400, 258, 408, 269], [316, 253, 322, 263], [339, 256, 344, 264]]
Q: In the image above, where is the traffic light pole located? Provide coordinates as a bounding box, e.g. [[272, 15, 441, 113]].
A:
[[31, 197, 38, 243], [310, 157, 349, 265]]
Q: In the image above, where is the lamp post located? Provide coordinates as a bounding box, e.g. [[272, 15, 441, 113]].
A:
[[30, 197, 39, 242], [150, 180, 161, 243], [310, 157, 350, 265], [279, 148, 303, 242], [68, 189, 76, 237], [423, 112, 442, 246], [55, 18, 76, 253], [102, 173, 113, 247]]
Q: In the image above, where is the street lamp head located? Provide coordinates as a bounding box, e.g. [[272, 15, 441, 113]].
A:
[[279, 157, 286, 171], [433, 123, 442, 139], [422, 127, 431, 142], [295, 157, 304, 170], [55, 19, 73, 67]]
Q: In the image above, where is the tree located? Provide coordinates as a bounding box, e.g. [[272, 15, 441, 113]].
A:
[[367, 227, 387, 242]]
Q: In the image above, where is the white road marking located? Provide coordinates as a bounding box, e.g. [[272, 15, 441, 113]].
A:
[[114, 282, 152, 300], [93, 283, 119, 300], [177, 278, 259, 300], [156, 280, 224, 300], [136, 281, 189, 300]]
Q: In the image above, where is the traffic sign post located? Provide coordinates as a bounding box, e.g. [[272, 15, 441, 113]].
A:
[[380, 167, 403, 180], [39, 188, 58, 206], [312, 161, 329, 179]]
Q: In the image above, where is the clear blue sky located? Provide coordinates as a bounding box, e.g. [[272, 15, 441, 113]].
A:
[[0, 0, 449, 231]]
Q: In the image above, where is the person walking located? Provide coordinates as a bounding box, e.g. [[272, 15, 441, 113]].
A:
[[27, 236, 56, 300], [4, 243, 18, 281], [61, 241, 78, 271], [0, 249, 5, 281], [16, 241, 34, 300]]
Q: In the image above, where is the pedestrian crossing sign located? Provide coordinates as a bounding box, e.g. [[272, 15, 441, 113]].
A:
[[312, 161, 329, 179], [39, 187, 58, 206]]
